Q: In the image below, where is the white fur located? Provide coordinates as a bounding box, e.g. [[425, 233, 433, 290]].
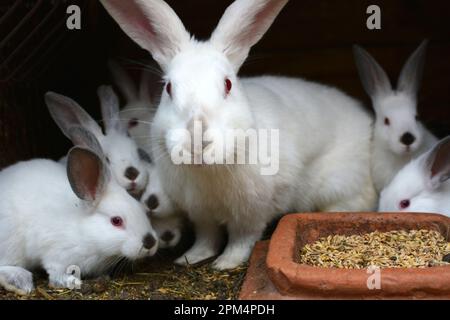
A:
[[46, 89, 149, 198], [152, 215, 183, 248], [140, 163, 184, 248], [108, 60, 157, 151], [379, 137, 450, 216], [0, 138, 158, 294], [102, 0, 377, 269], [353, 42, 437, 193], [141, 163, 180, 218]]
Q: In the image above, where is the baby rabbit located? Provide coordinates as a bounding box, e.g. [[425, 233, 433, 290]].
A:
[[140, 161, 184, 248], [0, 126, 158, 295], [152, 216, 183, 249], [101, 0, 376, 269], [353, 41, 437, 193], [379, 136, 450, 217], [47, 87, 149, 198], [109, 60, 156, 151]]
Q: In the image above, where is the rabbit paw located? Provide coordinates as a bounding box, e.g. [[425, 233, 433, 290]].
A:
[[175, 244, 217, 266], [49, 273, 82, 290], [212, 248, 248, 270], [0, 266, 34, 295]]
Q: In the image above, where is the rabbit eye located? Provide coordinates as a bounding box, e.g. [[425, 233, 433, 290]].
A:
[[384, 117, 390, 126], [225, 78, 232, 95], [111, 216, 124, 227], [105, 157, 110, 164], [129, 118, 139, 128], [166, 82, 172, 97], [400, 199, 410, 209]]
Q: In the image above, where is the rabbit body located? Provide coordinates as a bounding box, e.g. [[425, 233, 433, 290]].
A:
[[0, 126, 158, 294], [101, 0, 377, 269], [379, 137, 450, 216], [152, 74, 376, 269], [353, 42, 438, 193]]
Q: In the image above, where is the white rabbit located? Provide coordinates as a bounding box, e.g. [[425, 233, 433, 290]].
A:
[[353, 41, 438, 193], [379, 136, 450, 216], [0, 125, 158, 295], [47, 87, 149, 199], [109, 60, 157, 151], [101, 0, 376, 269]]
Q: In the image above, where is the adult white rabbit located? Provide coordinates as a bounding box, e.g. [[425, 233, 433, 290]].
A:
[[0, 126, 158, 295], [100, 0, 376, 269], [353, 41, 437, 193], [46, 88, 149, 198], [379, 136, 450, 217], [109, 60, 156, 151]]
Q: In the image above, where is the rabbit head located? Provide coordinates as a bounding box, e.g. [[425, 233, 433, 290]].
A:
[[379, 136, 450, 214], [97, 85, 149, 197], [141, 163, 178, 218], [353, 41, 429, 156], [46, 89, 149, 198], [100, 0, 289, 164], [65, 126, 159, 259], [152, 215, 183, 249], [108, 60, 156, 149]]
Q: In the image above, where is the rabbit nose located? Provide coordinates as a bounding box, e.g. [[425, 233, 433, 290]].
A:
[[146, 194, 159, 210], [125, 167, 139, 181], [161, 231, 175, 242], [400, 132, 416, 146], [143, 234, 157, 250]]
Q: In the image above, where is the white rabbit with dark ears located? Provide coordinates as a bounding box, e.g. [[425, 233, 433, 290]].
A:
[[379, 136, 450, 216], [353, 41, 438, 193], [101, 0, 376, 269], [108, 60, 158, 151], [47, 88, 149, 199], [0, 125, 158, 295]]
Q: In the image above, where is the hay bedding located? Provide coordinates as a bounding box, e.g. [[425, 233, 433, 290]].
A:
[[0, 255, 247, 300]]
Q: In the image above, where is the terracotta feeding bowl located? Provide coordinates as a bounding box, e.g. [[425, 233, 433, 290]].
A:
[[266, 212, 450, 299]]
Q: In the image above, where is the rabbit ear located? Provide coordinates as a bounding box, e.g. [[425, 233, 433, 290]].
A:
[[97, 85, 125, 134], [45, 92, 103, 140], [423, 136, 450, 190], [67, 146, 110, 202], [108, 60, 139, 103], [353, 45, 392, 100], [67, 126, 105, 157], [397, 40, 428, 97], [100, 0, 190, 70], [210, 0, 288, 70]]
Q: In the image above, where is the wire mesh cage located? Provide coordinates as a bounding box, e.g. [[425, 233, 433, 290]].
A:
[[0, 0, 449, 170], [0, 0, 109, 168]]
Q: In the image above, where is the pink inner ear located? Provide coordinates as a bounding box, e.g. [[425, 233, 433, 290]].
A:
[[238, 0, 285, 47], [101, 0, 164, 52], [69, 149, 102, 201]]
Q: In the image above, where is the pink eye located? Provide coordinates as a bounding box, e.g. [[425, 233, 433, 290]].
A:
[[166, 82, 172, 97], [400, 200, 410, 209], [128, 118, 139, 128], [225, 78, 232, 95], [111, 216, 123, 227]]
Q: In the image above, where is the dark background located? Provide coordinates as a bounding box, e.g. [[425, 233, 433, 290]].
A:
[[0, 0, 449, 168]]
